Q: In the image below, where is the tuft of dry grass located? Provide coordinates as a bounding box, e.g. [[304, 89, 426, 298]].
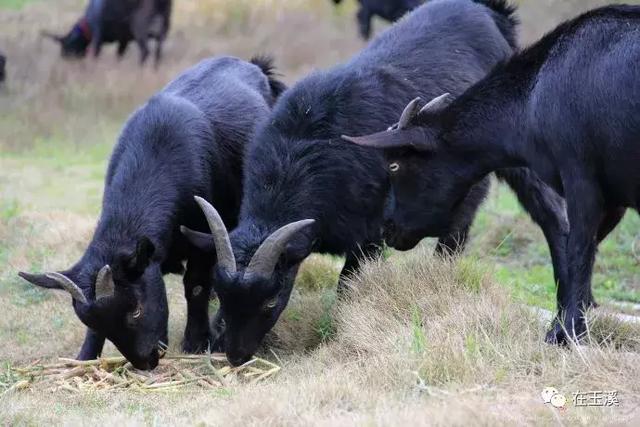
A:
[[6, 354, 280, 394]]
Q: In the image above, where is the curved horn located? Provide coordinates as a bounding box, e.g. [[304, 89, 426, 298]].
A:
[[245, 219, 315, 279], [397, 97, 422, 129], [95, 265, 115, 300], [194, 196, 236, 273], [418, 93, 451, 115], [44, 272, 88, 304]]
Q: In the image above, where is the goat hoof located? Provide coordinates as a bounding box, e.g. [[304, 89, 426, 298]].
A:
[[182, 329, 212, 354], [210, 334, 225, 352], [545, 323, 568, 346], [182, 340, 207, 354], [545, 316, 586, 346]]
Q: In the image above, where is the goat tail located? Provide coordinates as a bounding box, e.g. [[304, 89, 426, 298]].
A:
[[250, 55, 287, 102]]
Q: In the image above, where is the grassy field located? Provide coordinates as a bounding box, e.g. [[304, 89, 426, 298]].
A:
[[1, 0, 639, 425]]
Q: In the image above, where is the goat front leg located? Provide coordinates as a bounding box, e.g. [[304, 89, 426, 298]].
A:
[[546, 172, 603, 345], [435, 227, 469, 257], [209, 308, 226, 352], [498, 168, 571, 310], [76, 328, 106, 360], [436, 178, 489, 257], [182, 257, 213, 353], [338, 242, 383, 294]]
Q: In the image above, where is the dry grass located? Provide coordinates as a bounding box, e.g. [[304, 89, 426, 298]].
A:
[[2, 0, 640, 425], [194, 253, 640, 426]]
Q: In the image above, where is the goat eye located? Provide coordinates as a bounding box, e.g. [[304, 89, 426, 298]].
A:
[[131, 306, 142, 319], [389, 162, 400, 172], [265, 298, 278, 310]]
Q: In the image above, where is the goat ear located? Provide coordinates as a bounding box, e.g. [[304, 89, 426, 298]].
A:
[[342, 127, 436, 152], [123, 237, 155, 277], [283, 237, 314, 268], [180, 226, 216, 254], [40, 30, 65, 43]]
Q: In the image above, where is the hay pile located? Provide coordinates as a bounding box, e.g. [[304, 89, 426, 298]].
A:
[[9, 354, 280, 393]]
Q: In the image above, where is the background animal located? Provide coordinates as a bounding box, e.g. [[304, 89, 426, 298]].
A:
[[0, 51, 5, 82], [184, 0, 530, 366], [332, 0, 424, 39], [18, 55, 284, 369], [344, 4, 640, 344], [41, 0, 172, 65]]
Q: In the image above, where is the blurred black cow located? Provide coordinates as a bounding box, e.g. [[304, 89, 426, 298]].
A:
[[333, 0, 424, 39], [42, 0, 172, 66]]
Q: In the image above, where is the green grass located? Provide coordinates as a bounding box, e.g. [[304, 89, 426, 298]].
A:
[[0, 362, 21, 392], [410, 305, 427, 355], [471, 183, 640, 310], [316, 290, 337, 341], [0, 0, 38, 10]]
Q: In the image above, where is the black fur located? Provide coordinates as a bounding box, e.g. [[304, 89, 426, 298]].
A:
[[19, 56, 281, 369], [350, 5, 640, 345], [206, 0, 522, 366], [42, 0, 172, 66]]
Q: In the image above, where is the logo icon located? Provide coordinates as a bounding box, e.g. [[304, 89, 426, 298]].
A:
[[541, 387, 567, 409]]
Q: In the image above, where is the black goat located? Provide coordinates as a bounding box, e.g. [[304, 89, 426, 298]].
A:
[[333, 0, 424, 39], [19, 56, 284, 369], [41, 0, 172, 66], [343, 5, 640, 344], [183, 0, 543, 366]]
